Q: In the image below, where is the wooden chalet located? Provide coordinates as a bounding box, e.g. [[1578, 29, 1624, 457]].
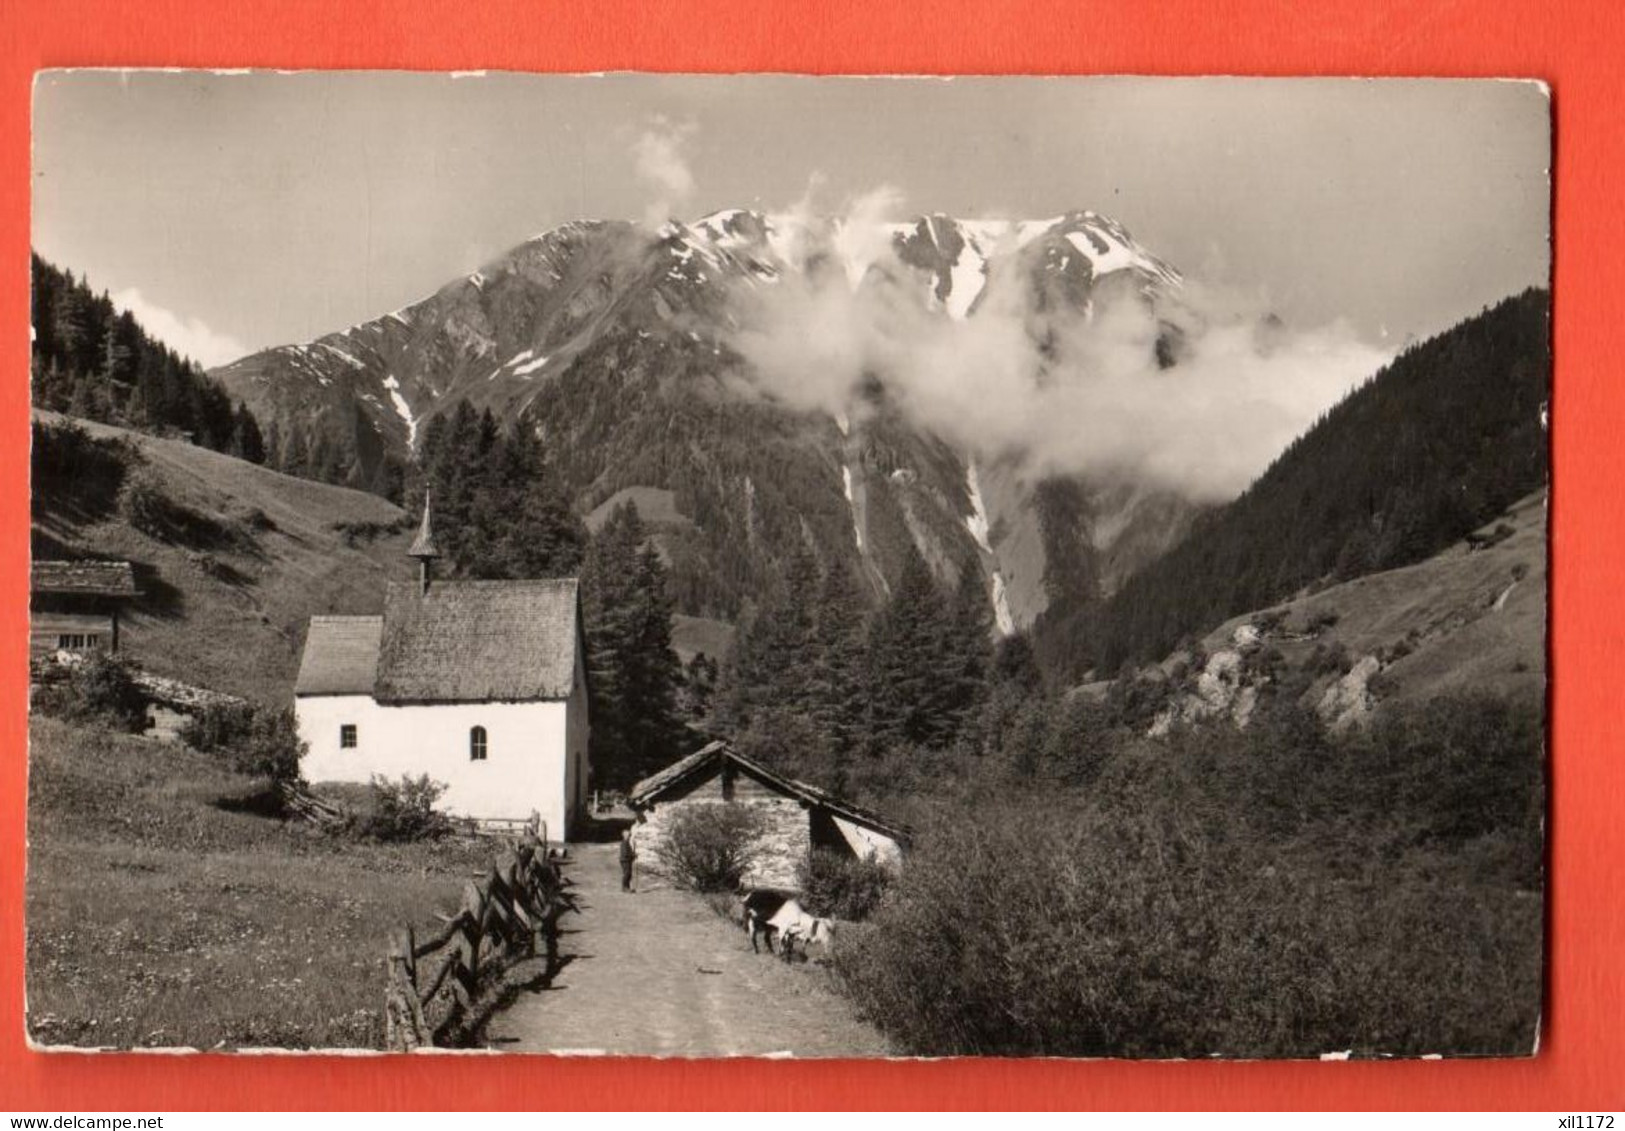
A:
[[30, 560, 138, 659]]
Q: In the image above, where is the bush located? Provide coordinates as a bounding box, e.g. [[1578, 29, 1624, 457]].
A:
[[835, 695, 1544, 1057], [32, 653, 148, 733], [31, 419, 132, 514], [652, 802, 766, 892], [181, 702, 305, 786], [837, 784, 1541, 1058], [117, 467, 171, 536], [363, 774, 451, 842], [797, 848, 891, 921], [1304, 640, 1353, 678], [1304, 610, 1341, 633], [179, 701, 256, 752], [237, 506, 276, 532]]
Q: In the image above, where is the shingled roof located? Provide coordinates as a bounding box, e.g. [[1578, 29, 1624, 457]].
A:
[[295, 616, 383, 696], [373, 578, 581, 703], [31, 560, 138, 598], [628, 741, 911, 845]]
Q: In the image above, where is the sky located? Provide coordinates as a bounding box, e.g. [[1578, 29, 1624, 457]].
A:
[[31, 72, 1549, 369]]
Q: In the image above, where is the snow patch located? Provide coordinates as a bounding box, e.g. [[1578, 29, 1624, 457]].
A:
[[1493, 579, 1519, 612], [945, 238, 988, 320], [834, 410, 850, 437], [321, 342, 364, 369], [1016, 216, 1066, 245], [1065, 230, 1142, 277], [964, 462, 1016, 635], [842, 464, 863, 551], [964, 464, 994, 552], [513, 354, 550, 377], [381, 375, 417, 448]]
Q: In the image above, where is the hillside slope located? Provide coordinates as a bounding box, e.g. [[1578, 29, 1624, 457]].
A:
[[31, 412, 411, 701], [1044, 288, 1550, 678], [1137, 489, 1546, 732]]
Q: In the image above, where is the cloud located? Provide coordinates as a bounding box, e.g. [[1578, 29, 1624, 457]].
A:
[[110, 288, 248, 369], [723, 193, 1391, 503], [631, 116, 698, 228]]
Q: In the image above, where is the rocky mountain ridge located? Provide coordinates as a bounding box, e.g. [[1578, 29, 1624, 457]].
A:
[[212, 209, 1202, 628]]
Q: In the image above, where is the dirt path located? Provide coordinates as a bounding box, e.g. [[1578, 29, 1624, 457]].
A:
[[483, 843, 891, 1057]]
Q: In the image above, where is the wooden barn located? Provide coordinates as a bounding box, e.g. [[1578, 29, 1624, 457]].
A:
[[626, 741, 909, 890], [30, 560, 138, 659]]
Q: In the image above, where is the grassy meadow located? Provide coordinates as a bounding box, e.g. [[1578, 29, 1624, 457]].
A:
[[25, 715, 493, 1050], [31, 410, 412, 703]]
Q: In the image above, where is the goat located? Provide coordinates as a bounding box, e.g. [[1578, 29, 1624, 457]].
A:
[[763, 898, 835, 962], [742, 890, 790, 954]]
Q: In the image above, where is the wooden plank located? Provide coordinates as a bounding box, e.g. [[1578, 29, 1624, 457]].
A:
[[417, 949, 458, 1006]]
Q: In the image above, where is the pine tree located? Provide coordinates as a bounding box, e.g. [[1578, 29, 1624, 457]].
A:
[[756, 542, 823, 712], [944, 562, 995, 744], [581, 502, 685, 787], [231, 404, 266, 465], [808, 560, 871, 768], [866, 546, 957, 751], [623, 540, 684, 771], [264, 418, 283, 472], [281, 421, 310, 476], [102, 311, 140, 390]]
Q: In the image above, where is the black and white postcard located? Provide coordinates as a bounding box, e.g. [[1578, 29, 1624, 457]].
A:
[[27, 73, 1549, 1058]]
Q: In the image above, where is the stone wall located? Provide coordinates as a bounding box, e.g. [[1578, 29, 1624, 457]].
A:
[[632, 793, 811, 891]]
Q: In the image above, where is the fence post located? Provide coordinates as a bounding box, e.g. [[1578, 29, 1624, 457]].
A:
[[385, 928, 427, 1051], [383, 836, 576, 1050], [451, 880, 484, 1015]]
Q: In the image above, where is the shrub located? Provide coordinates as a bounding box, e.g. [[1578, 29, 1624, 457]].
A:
[[1253, 609, 1287, 635], [237, 506, 276, 532], [797, 848, 892, 921], [363, 774, 451, 842], [1351, 693, 1545, 855], [181, 701, 304, 786], [32, 653, 148, 733], [1305, 640, 1353, 679], [836, 782, 1541, 1058], [117, 466, 171, 536], [332, 517, 406, 548], [652, 802, 766, 892], [31, 419, 132, 514], [835, 696, 1544, 1057], [1304, 609, 1341, 633], [179, 701, 257, 752]]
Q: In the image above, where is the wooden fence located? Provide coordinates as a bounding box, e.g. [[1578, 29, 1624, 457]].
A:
[[383, 832, 575, 1050], [279, 784, 547, 843], [278, 782, 347, 828]]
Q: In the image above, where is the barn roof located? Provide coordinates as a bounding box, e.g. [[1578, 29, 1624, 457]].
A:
[[31, 560, 138, 598], [627, 741, 911, 845], [294, 616, 383, 696], [372, 578, 581, 703]]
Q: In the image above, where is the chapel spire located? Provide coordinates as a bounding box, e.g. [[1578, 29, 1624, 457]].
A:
[[408, 490, 440, 593]]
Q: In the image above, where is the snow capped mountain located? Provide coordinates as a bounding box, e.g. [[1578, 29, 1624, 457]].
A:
[[211, 208, 1199, 633], [650, 207, 1181, 319]]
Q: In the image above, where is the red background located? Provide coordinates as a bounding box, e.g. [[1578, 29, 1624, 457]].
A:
[[2, 0, 1620, 1110]]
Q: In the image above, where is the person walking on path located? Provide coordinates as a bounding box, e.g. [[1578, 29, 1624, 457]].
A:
[[619, 828, 637, 892]]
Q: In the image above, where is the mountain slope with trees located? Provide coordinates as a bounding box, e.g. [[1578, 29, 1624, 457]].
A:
[[30, 412, 411, 701], [207, 210, 1206, 639], [1036, 288, 1550, 678], [30, 254, 265, 463]]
